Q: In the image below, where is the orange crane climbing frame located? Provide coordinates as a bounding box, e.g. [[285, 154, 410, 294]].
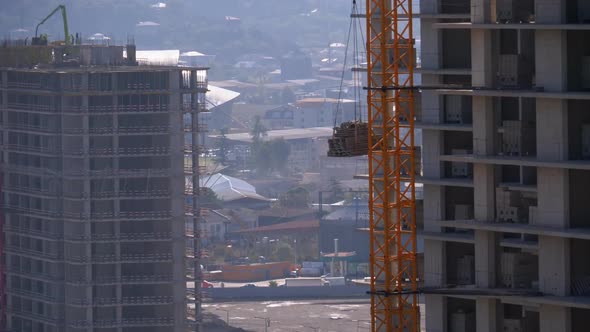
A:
[[365, 0, 419, 331]]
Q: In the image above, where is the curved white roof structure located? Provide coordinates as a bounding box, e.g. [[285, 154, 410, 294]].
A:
[[198, 173, 270, 202]]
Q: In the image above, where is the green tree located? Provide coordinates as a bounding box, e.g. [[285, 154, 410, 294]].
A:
[[250, 115, 268, 146], [274, 243, 294, 262], [268, 138, 291, 172], [215, 127, 230, 166], [279, 187, 310, 208]]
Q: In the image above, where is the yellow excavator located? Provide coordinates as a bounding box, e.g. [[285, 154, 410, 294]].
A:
[[32, 4, 71, 46]]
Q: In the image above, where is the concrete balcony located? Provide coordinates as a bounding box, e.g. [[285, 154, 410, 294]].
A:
[[68, 296, 174, 307], [4, 225, 62, 240], [65, 232, 172, 242], [66, 252, 173, 264], [439, 153, 590, 171], [5, 266, 61, 282], [66, 274, 174, 285], [68, 317, 174, 328], [5, 245, 60, 260]]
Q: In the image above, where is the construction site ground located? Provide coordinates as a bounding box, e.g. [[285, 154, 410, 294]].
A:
[[203, 299, 426, 332]]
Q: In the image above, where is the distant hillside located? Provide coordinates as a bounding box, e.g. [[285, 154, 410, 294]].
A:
[[0, 0, 351, 59]]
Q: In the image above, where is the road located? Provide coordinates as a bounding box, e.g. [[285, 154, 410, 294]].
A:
[[203, 299, 426, 332]]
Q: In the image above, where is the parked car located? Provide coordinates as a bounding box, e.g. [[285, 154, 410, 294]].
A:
[[201, 280, 215, 289]]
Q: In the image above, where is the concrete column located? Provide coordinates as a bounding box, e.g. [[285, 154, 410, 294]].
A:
[[421, 75, 442, 124], [476, 298, 498, 332], [540, 305, 570, 332], [472, 96, 495, 155], [537, 168, 569, 227], [473, 164, 495, 222], [420, 0, 439, 15], [471, 0, 495, 23], [475, 230, 496, 288], [425, 294, 446, 332], [423, 185, 445, 230], [536, 99, 568, 161], [535, 31, 567, 91], [424, 239, 446, 287], [420, 21, 441, 70], [422, 130, 443, 178], [535, 0, 566, 24], [169, 71, 187, 331], [471, 30, 494, 87], [539, 236, 570, 296]]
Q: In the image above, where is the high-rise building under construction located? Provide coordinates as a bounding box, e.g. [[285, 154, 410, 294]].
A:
[[421, 0, 590, 331], [0, 41, 206, 331]]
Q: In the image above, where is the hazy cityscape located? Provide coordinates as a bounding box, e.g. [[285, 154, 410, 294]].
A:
[[0, 0, 589, 332]]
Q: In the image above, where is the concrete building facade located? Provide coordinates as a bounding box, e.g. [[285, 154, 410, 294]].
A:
[[0, 43, 207, 331], [421, 0, 590, 331]]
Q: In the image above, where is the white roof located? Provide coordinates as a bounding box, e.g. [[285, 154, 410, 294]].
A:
[[181, 51, 205, 57], [135, 50, 179, 66], [198, 173, 270, 202], [207, 85, 240, 108], [218, 127, 334, 143]]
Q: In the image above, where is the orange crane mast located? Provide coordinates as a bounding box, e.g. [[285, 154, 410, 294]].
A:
[[365, 0, 419, 331]]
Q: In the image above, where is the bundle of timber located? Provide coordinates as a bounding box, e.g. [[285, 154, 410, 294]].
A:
[[327, 121, 369, 157]]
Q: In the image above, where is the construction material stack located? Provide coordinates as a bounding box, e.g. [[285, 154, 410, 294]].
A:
[[327, 121, 370, 157]]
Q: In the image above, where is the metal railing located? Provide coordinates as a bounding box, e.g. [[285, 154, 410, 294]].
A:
[[4, 226, 62, 239], [572, 276, 590, 296], [65, 232, 172, 242], [8, 288, 62, 302], [66, 274, 174, 285], [67, 252, 173, 263], [5, 266, 61, 281], [69, 296, 174, 306], [69, 317, 174, 328], [5, 245, 60, 260]]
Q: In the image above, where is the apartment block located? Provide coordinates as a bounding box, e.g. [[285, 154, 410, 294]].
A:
[[0, 42, 207, 331], [421, 0, 590, 331]]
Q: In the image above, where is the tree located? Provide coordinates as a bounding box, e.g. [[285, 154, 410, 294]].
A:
[[279, 187, 310, 208], [250, 115, 268, 145], [215, 127, 230, 166], [274, 243, 294, 262], [268, 138, 291, 172]]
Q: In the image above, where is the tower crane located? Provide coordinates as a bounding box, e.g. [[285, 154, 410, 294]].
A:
[[327, 1, 418, 330], [365, 0, 419, 331]]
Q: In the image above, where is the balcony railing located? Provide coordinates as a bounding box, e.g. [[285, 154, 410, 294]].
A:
[[69, 296, 174, 306], [69, 317, 174, 328], [8, 288, 62, 302], [5, 266, 61, 281], [67, 252, 173, 263], [65, 232, 172, 242], [5, 226, 62, 239], [5, 245, 60, 260], [66, 274, 174, 285], [572, 276, 590, 296]]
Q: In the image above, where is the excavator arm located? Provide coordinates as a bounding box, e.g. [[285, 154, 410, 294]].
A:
[[35, 5, 70, 45]]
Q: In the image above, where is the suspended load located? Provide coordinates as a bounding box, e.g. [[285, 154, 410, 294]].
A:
[[327, 121, 369, 157]]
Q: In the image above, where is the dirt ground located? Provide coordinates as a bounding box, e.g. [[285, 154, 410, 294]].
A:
[[202, 299, 426, 332]]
